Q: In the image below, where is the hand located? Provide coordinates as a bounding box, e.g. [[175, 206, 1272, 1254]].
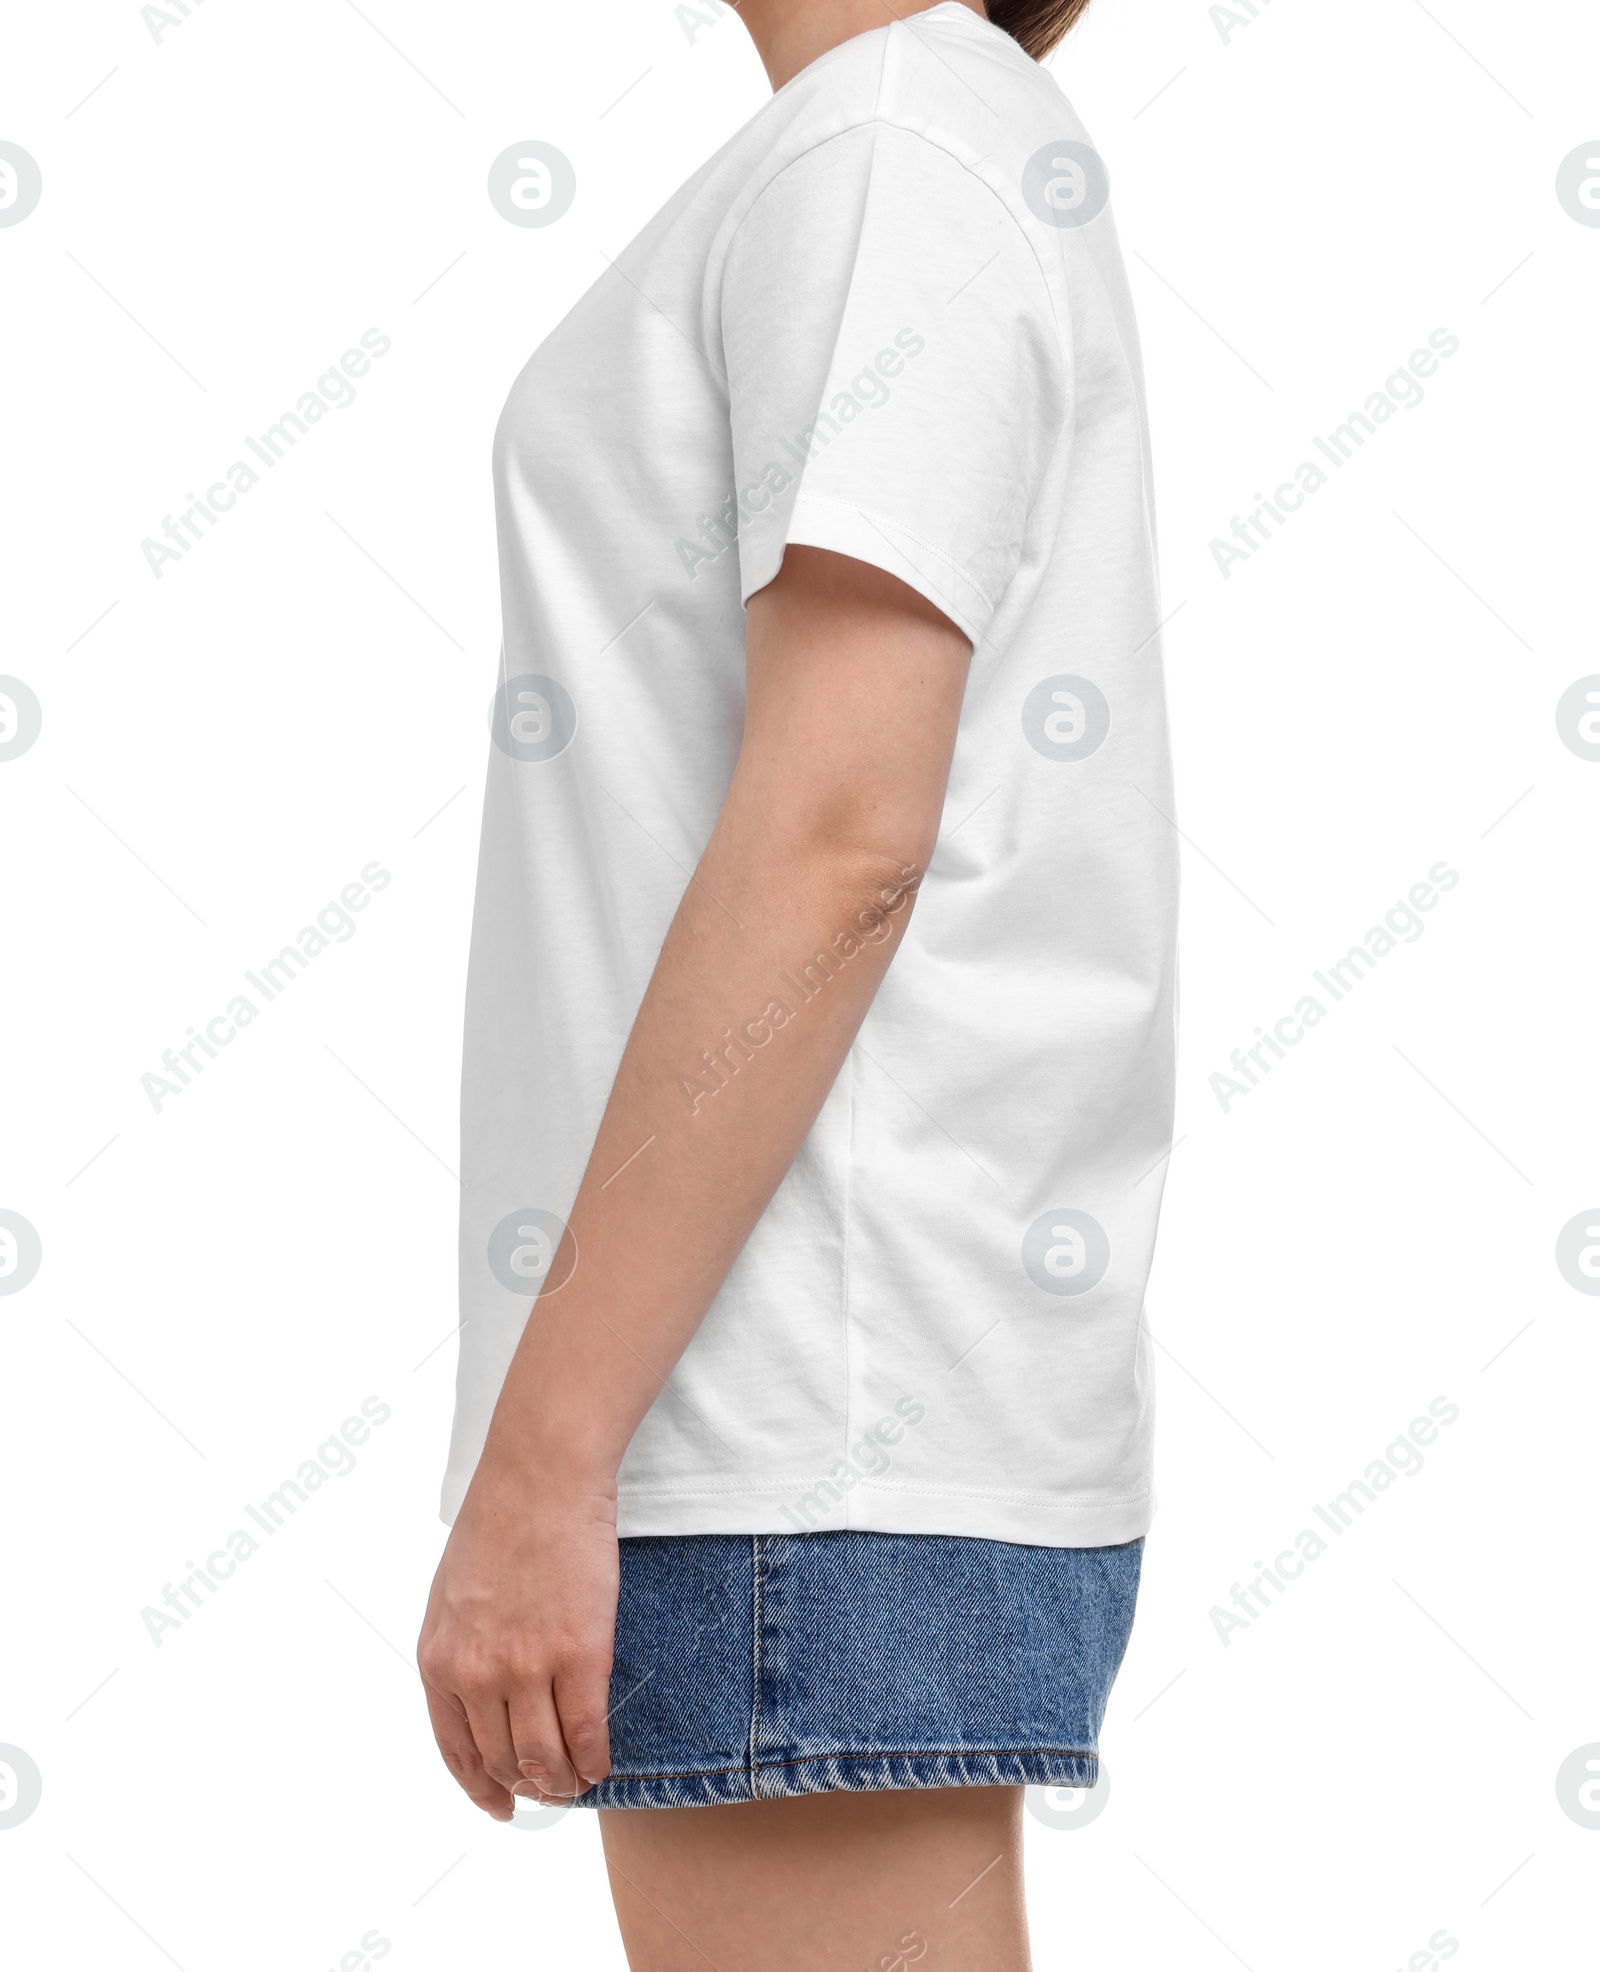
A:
[[417, 1465, 620, 1818]]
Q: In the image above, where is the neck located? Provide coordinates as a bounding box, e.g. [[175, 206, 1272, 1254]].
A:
[[734, 0, 987, 91]]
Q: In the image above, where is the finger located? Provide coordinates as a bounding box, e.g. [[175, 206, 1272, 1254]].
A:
[[423, 1680, 514, 1821], [552, 1657, 613, 1788], [507, 1679, 582, 1801], [460, 1683, 543, 1801]]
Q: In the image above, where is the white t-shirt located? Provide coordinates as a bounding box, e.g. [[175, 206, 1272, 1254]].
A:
[[445, 1, 1177, 1547]]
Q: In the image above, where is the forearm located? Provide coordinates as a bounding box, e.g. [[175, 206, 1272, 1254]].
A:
[[472, 817, 922, 1497]]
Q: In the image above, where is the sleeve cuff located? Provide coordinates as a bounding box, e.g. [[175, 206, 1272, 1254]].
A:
[[740, 491, 997, 651]]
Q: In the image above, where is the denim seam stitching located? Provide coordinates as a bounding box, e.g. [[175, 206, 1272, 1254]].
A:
[[595, 1746, 1100, 1786], [747, 1534, 764, 1800]]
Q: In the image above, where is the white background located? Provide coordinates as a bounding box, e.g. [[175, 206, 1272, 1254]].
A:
[[3, 0, 1597, 1967]]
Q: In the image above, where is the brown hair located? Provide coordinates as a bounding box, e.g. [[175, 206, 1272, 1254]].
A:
[[985, 0, 1094, 61]]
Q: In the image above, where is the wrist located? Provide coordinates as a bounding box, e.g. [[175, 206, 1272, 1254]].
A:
[[472, 1430, 620, 1507]]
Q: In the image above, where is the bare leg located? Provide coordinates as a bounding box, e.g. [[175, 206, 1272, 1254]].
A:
[[599, 1785, 1030, 1972]]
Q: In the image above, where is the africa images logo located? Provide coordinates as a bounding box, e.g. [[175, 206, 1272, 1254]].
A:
[[1021, 141, 1110, 230], [1207, 331, 1460, 580], [138, 330, 393, 580], [0, 141, 42, 227]]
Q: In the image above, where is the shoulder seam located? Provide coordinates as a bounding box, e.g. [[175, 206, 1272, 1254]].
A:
[[720, 115, 1072, 455], [724, 116, 1064, 347]]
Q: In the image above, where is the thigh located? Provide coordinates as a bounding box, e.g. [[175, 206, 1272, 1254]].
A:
[[599, 1784, 1030, 1972]]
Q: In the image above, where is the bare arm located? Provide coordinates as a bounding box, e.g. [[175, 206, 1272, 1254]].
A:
[[418, 547, 971, 1814]]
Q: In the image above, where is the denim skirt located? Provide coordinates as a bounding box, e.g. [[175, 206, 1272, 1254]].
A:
[[578, 1530, 1143, 1809]]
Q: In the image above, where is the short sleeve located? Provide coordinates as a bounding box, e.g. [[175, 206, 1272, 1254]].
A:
[[720, 122, 1066, 649]]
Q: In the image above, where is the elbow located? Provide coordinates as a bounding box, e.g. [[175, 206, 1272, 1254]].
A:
[[810, 846, 928, 953]]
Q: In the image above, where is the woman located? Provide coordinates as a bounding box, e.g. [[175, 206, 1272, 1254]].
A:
[[419, 0, 1176, 1963]]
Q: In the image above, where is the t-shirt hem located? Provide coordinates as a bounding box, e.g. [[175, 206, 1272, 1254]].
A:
[[609, 1482, 1152, 1548], [441, 1464, 1154, 1547]]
